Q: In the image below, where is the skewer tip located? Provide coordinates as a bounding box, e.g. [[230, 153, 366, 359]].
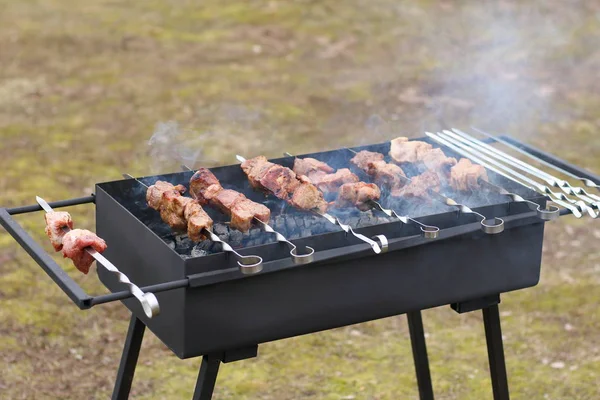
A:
[[236, 155, 247, 163]]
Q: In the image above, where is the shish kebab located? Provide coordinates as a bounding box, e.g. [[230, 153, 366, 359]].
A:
[[427, 132, 598, 219], [123, 174, 264, 274], [37, 196, 160, 318], [290, 155, 440, 239], [348, 143, 505, 234], [235, 155, 388, 254], [448, 129, 600, 207], [181, 165, 314, 264], [352, 138, 559, 220]]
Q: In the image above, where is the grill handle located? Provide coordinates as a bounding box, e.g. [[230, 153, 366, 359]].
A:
[[0, 196, 187, 314]]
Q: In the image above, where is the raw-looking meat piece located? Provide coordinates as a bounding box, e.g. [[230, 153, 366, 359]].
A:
[[313, 168, 359, 193], [389, 137, 433, 164], [335, 182, 381, 211], [450, 158, 489, 191], [61, 229, 108, 274], [44, 211, 74, 251]]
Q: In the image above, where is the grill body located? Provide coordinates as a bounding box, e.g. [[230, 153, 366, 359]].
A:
[[96, 141, 547, 359]]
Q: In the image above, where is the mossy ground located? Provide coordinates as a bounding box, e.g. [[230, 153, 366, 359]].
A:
[[1, 1, 599, 399]]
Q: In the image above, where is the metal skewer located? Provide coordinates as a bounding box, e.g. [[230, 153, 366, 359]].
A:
[[471, 127, 600, 192], [180, 165, 315, 265], [344, 148, 504, 234], [426, 133, 586, 219], [122, 174, 264, 274], [434, 130, 598, 219], [341, 148, 440, 239], [447, 129, 600, 208], [235, 155, 388, 254], [36, 196, 160, 318]]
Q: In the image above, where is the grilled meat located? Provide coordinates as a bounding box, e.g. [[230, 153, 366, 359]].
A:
[[146, 181, 186, 210], [61, 229, 107, 274], [420, 148, 457, 178], [189, 168, 222, 204], [184, 201, 213, 242], [293, 157, 334, 176], [366, 160, 407, 189], [350, 150, 385, 171], [44, 211, 74, 251], [450, 158, 488, 191], [313, 168, 359, 193], [159, 191, 193, 231], [391, 171, 442, 199], [336, 182, 381, 211], [389, 137, 433, 164], [241, 156, 328, 212], [190, 168, 271, 232]]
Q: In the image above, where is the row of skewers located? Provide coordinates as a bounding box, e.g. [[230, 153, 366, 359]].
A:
[[37, 132, 597, 318]]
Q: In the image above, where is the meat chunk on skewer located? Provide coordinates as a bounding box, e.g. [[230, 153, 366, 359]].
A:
[[61, 229, 108, 274], [159, 191, 194, 231], [389, 137, 433, 164], [450, 158, 489, 191], [391, 170, 442, 199], [366, 160, 407, 189], [349, 150, 385, 171], [184, 201, 213, 242], [241, 156, 328, 212], [44, 211, 74, 251], [146, 181, 186, 210], [190, 168, 271, 232], [336, 182, 381, 211], [420, 148, 457, 177], [313, 168, 359, 193], [293, 157, 334, 176]]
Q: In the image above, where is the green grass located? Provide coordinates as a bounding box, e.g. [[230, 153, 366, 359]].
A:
[[1, 0, 599, 399]]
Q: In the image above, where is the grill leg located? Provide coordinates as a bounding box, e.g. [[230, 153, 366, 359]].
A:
[[483, 304, 510, 400], [407, 311, 434, 400], [112, 315, 146, 400], [192, 356, 221, 400]]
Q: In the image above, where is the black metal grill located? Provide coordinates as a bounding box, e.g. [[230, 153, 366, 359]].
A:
[[1, 134, 596, 400]]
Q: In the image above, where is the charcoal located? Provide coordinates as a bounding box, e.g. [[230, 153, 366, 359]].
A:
[[296, 217, 305, 228], [191, 245, 210, 258], [301, 228, 311, 238], [214, 224, 228, 236], [229, 230, 243, 245], [285, 218, 297, 232], [249, 228, 261, 237]]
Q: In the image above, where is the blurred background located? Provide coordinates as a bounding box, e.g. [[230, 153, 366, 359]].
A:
[[1, 1, 599, 399]]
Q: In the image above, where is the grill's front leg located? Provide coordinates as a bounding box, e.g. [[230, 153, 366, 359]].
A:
[[192, 356, 221, 400], [112, 315, 146, 400]]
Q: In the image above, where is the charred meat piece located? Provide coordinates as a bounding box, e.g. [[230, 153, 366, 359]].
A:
[[366, 160, 407, 189], [44, 211, 74, 251], [450, 158, 488, 191], [391, 171, 442, 199], [293, 157, 335, 176], [389, 137, 433, 164], [189, 168, 271, 232], [189, 168, 222, 204], [184, 201, 213, 242], [350, 150, 385, 171], [290, 183, 330, 213], [241, 156, 328, 212], [420, 148, 457, 177], [146, 181, 186, 210], [61, 229, 108, 274], [159, 191, 194, 231], [336, 182, 381, 211]]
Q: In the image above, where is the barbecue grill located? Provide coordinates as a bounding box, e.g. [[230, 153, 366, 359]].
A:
[[1, 132, 597, 400]]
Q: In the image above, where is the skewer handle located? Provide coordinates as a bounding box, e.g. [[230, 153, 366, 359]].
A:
[[36, 196, 160, 318]]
